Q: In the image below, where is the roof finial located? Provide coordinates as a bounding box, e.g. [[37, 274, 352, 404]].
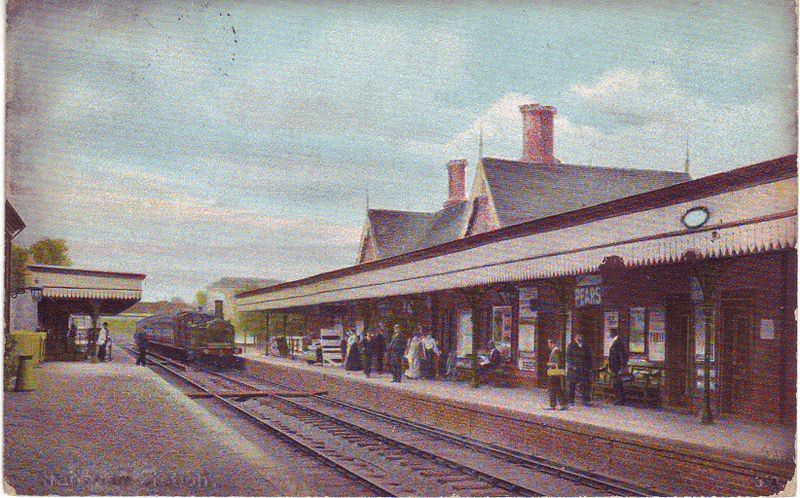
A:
[[478, 122, 484, 161], [365, 188, 370, 211], [684, 137, 691, 175]]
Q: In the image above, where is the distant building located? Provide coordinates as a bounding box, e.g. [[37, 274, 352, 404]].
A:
[[116, 300, 194, 320]]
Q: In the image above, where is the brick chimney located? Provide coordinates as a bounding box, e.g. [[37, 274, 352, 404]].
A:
[[444, 159, 467, 208], [214, 299, 224, 318], [519, 103, 556, 164]]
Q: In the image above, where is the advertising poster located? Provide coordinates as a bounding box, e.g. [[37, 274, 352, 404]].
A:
[[603, 311, 619, 356], [629, 307, 646, 353], [457, 310, 473, 357], [517, 313, 537, 371], [518, 287, 538, 319], [648, 308, 666, 361], [760, 319, 775, 340], [565, 311, 573, 346], [492, 306, 513, 353]]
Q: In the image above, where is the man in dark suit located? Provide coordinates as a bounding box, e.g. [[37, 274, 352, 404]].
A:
[[373, 327, 386, 373], [566, 333, 593, 406], [608, 329, 628, 405], [387, 326, 406, 382], [362, 332, 374, 378]]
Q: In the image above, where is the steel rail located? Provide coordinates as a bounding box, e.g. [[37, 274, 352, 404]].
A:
[[220, 370, 659, 497], [209, 369, 544, 497], [118, 344, 394, 497]]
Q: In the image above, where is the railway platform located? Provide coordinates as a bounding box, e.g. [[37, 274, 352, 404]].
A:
[[243, 353, 796, 496], [3, 351, 286, 495]]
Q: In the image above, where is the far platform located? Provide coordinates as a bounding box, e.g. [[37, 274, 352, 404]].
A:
[[242, 353, 796, 496], [4, 351, 292, 495]]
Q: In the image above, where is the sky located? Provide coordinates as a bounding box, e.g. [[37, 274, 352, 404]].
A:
[[6, 0, 797, 301]]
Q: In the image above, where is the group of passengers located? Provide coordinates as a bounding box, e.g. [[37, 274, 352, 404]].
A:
[[69, 321, 114, 361], [340, 324, 444, 382], [339, 324, 631, 411]]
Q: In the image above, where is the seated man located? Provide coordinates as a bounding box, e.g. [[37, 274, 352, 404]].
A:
[[477, 340, 503, 382]]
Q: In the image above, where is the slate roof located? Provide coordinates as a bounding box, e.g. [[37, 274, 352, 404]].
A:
[[420, 201, 471, 248], [367, 209, 436, 259], [481, 158, 691, 227], [364, 159, 691, 261]]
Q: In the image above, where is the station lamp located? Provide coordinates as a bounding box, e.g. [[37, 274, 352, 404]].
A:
[[30, 287, 43, 303]]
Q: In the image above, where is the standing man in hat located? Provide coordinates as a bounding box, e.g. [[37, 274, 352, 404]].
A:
[[608, 329, 629, 406], [387, 325, 406, 383], [567, 333, 593, 406], [361, 332, 374, 378], [373, 324, 386, 374]]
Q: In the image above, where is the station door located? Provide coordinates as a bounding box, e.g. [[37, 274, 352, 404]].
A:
[[719, 296, 753, 415], [665, 298, 692, 409]]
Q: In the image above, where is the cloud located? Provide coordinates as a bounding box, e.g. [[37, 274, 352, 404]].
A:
[[560, 67, 796, 172], [411, 66, 796, 176], [566, 67, 683, 127], [405, 92, 534, 163]]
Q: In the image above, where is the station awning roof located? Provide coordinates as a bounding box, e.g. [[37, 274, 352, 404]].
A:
[[26, 265, 146, 312], [236, 156, 797, 312]]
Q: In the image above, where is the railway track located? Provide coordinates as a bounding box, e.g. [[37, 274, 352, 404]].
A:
[[216, 369, 659, 497], [119, 344, 390, 497], [124, 343, 656, 496]]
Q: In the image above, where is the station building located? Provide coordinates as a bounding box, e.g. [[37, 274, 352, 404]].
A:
[[236, 104, 797, 426]]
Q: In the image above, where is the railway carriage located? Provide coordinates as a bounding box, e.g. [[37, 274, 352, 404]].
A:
[[136, 301, 242, 364]]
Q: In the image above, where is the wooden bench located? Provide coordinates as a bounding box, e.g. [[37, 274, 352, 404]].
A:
[[628, 364, 663, 406], [592, 362, 663, 406], [450, 355, 516, 387]]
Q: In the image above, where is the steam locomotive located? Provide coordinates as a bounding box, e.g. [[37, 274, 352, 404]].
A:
[[135, 300, 242, 364]]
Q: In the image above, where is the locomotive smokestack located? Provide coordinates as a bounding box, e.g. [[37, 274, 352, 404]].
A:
[[214, 300, 224, 318]]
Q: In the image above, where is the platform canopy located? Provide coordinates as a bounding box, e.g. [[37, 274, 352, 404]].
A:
[[25, 264, 146, 315], [236, 156, 797, 312]]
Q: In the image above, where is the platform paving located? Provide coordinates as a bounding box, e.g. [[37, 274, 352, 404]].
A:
[[3, 351, 286, 495], [244, 353, 795, 464]]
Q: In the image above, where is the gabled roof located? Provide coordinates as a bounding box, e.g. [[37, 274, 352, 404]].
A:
[[5, 201, 25, 236], [481, 158, 691, 227], [366, 202, 472, 260], [419, 201, 472, 248], [367, 209, 436, 259], [363, 159, 690, 261]]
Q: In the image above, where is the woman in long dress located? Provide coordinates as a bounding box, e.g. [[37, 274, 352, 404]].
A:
[[404, 333, 423, 379], [345, 332, 362, 371]]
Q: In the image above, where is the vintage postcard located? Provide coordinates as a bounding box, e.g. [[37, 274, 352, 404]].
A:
[[3, 1, 797, 496]]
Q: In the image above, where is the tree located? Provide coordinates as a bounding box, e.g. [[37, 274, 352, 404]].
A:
[[29, 238, 72, 266], [195, 291, 208, 308], [10, 244, 30, 292], [239, 310, 268, 344]]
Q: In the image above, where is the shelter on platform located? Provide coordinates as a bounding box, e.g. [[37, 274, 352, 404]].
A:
[[12, 264, 145, 359]]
